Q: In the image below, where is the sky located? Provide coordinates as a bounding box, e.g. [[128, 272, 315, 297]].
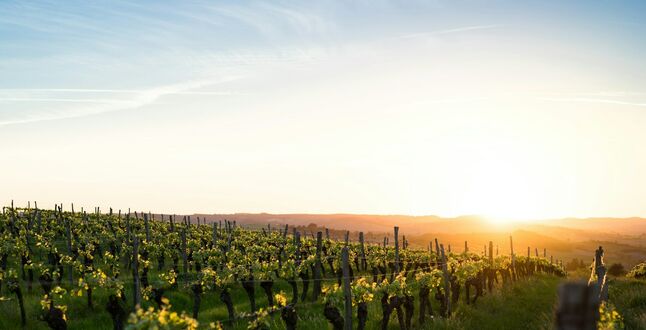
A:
[[1, 0, 645, 219]]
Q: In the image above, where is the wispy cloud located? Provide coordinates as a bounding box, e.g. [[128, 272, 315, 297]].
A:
[[538, 97, 646, 107], [0, 88, 247, 96], [400, 24, 502, 39], [0, 76, 242, 126], [0, 97, 128, 103], [207, 2, 333, 39]]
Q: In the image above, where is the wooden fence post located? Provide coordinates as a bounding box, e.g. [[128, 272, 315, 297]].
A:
[[592, 246, 608, 302], [464, 241, 468, 253], [342, 247, 352, 330], [555, 281, 599, 330]]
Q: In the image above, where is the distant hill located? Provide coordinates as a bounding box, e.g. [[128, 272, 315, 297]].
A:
[[193, 213, 501, 234], [185, 213, 646, 267], [191, 213, 646, 237], [542, 217, 646, 236]]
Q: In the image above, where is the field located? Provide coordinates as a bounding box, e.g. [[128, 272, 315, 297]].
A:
[[0, 206, 569, 329]]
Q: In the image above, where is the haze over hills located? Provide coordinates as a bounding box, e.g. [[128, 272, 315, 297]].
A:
[[193, 213, 646, 236], [190, 213, 646, 267]]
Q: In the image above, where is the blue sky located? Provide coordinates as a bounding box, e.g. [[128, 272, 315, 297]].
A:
[[1, 1, 645, 218], [2, 0, 645, 124]]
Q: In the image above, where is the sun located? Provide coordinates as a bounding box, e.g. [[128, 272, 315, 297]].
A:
[[458, 156, 545, 224]]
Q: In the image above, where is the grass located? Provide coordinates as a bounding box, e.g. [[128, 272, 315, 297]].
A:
[[0, 271, 563, 329], [426, 274, 560, 330], [608, 277, 646, 329]]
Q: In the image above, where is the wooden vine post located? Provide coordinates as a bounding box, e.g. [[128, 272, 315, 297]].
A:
[[313, 231, 323, 300], [489, 241, 493, 263], [394, 226, 400, 273], [440, 244, 451, 316], [125, 213, 132, 270], [181, 228, 188, 281], [359, 232, 366, 271], [488, 241, 494, 293], [63, 208, 73, 285], [144, 213, 150, 242], [509, 235, 516, 281], [212, 222, 217, 245], [342, 247, 352, 330], [132, 235, 142, 309]]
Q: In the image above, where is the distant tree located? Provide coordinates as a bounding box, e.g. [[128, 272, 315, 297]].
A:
[[608, 263, 626, 277], [565, 258, 592, 271], [566, 258, 582, 271]]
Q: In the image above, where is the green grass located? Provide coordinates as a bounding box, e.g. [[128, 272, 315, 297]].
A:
[[426, 274, 560, 330], [0, 272, 562, 329], [608, 277, 646, 329]]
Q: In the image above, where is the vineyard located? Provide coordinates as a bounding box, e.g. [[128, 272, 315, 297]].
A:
[[0, 203, 566, 329]]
